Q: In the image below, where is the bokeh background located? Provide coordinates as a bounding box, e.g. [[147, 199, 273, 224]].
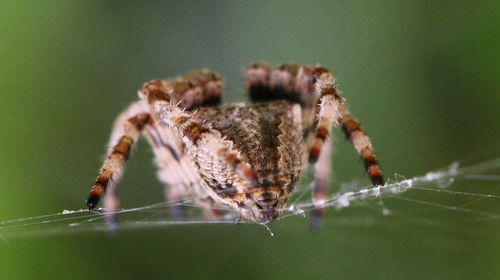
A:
[[1, 1, 500, 279]]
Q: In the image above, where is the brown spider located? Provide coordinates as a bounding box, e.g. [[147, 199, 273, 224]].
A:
[[86, 62, 383, 227]]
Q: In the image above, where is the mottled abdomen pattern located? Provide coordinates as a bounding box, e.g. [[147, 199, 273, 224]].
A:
[[189, 101, 305, 220]]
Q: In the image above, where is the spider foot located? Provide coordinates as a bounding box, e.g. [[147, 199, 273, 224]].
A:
[[86, 194, 100, 210], [170, 204, 186, 221], [371, 175, 384, 186], [308, 208, 325, 231]]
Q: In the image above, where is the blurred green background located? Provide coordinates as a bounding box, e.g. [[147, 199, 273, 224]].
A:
[[1, 1, 500, 279]]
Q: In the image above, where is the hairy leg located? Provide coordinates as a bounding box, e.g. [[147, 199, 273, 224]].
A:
[[341, 110, 383, 185], [157, 103, 260, 188], [139, 69, 224, 112], [86, 101, 151, 210], [305, 67, 343, 163], [245, 62, 305, 105], [139, 69, 228, 218], [301, 64, 383, 186], [140, 71, 263, 217]]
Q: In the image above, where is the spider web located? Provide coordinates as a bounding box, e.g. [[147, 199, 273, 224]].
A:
[[1, 156, 500, 240]]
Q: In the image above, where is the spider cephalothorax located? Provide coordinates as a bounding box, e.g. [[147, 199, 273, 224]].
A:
[[86, 62, 383, 226]]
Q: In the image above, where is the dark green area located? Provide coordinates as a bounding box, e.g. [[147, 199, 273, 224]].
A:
[[1, 1, 499, 279]]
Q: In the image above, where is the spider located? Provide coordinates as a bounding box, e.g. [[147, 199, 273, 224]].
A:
[[85, 62, 383, 227]]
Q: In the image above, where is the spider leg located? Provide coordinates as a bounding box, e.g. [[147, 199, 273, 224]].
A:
[[291, 64, 382, 228], [198, 196, 225, 220], [143, 122, 193, 220], [246, 62, 320, 106], [158, 103, 259, 188], [309, 138, 332, 230], [151, 134, 223, 221], [301, 65, 383, 185], [141, 72, 260, 215], [139, 70, 231, 218], [246, 62, 302, 104], [164, 183, 187, 220], [341, 109, 383, 185], [306, 67, 343, 164], [86, 102, 151, 211], [140, 70, 257, 186], [245, 62, 331, 135], [139, 69, 223, 112]]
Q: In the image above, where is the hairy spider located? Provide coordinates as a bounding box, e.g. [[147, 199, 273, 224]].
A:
[[85, 62, 383, 227]]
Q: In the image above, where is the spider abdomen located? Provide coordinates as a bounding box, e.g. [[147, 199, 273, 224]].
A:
[[186, 100, 306, 222]]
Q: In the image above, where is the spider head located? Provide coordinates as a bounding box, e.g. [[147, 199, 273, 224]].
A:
[[254, 207, 278, 224], [235, 187, 285, 224], [238, 202, 279, 224]]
